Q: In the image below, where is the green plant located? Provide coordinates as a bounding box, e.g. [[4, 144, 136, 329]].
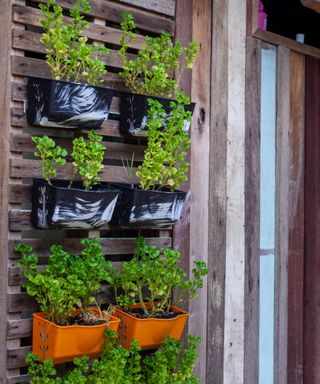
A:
[[15, 238, 112, 324], [39, 0, 109, 84], [136, 94, 191, 191], [71, 130, 105, 189], [109, 237, 208, 317], [119, 13, 199, 98], [32, 136, 67, 184], [143, 335, 201, 384]]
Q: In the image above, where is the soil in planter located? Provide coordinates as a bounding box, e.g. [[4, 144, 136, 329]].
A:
[[54, 311, 112, 326], [126, 308, 181, 320]]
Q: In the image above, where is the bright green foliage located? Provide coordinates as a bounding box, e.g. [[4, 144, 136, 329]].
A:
[[136, 93, 191, 191], [143, 335, 201, 384], [119, 13, 199, 98], [63, 356, 90, 384], [88, 329, 143, 384], [110, 237, 208, 317], [39, 0, 109, 84], [15, 238, 112, 324], [32, 136, 67, 184], [71, 130, 105, 190]]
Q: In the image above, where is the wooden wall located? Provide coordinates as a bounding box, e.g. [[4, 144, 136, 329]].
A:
[[1, 1, 188, 382]]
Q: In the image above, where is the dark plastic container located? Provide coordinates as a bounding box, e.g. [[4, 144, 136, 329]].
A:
[[31, 179, 120, 229], [111, 184, 186, 228], [119, 92, 195, 136], [27, 77, 114, 129]]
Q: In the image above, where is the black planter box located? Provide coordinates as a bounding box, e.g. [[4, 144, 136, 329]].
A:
[[119, 92, 195, 136], [111, 184, 186, 228], [27, 77, 114, 129], [31, 179, 120, 229]]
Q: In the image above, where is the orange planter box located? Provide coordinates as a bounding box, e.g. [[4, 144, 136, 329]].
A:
[[115, 304, 188, 350], [32, 308, 120, 364]]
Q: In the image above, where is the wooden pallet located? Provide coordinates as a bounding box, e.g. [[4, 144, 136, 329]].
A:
[[6, 1, 176, 382]]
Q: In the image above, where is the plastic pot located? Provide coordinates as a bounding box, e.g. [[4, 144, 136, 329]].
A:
[[32, 308, 121, 364], [114, 304, 188, 350], [110, 184, 186, 228], [31, 179, 120, 229], [27, 77, 114, 129], [119, 92, 195, 136]]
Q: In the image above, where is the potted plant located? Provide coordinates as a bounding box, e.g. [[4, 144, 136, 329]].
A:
[[109, 237, 208, 350], [111, 95, 190, 228], [31, 131, 120, 229], [15, 238, 120, 364], [27, 0, 114, 129], [118, 13, 199, 136]]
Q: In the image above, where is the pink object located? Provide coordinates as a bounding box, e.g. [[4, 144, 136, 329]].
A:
[[258, 1, 267, 31]]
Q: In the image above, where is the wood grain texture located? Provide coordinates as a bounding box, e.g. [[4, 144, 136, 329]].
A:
[[304, 56, 320, 384], [286, 51, 305, 384], [30, 0, 174, 34], [254, 29, 320, 60], [189, 0, 211, 380], [244, 36, 261, 384], [0, 1, 12, 382], [223, 0, 247, 383], [274, 45, 290, 384], [13, 4, 146, 49], [118, 0, 175, 16], [207, 0, 228, 383]]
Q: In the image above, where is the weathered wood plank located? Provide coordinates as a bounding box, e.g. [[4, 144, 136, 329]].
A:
[[12, 56, 126, 90], [30, 0, 174, 34], [7, 375, 29, 384], [0, 1, 12, 381], [7, 319, 32, 340], [10, 133, 145, 161], [304, 55, 320, 384], [13, 4, 146, 49], [223, 0, 247, 382], [8, 347, 31, 369], [10, 158, 138, 183], [8, 237, 171, 259], [244, 36, 261, 384], [118, 0, 175, 17], [188, 0, 211, 381], [12, 29, 137, 69], [287, 51, 305, 384], [274, 45, 290, 384]]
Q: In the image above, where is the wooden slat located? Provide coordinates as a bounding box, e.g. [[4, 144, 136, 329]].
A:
[[12, 56, 126, 90], [286, 51, 305, 384], [8, 237, 171, 258], [304, 55, 319, 384], [274, 45, 290, 384], [8, 347, 31, 369], [118, 0, 175, 17], [7, 375, 29, 384], [188, 0, 211, 381], [12, 29, 137, 69], [10, 133, 145, 161], [206, 0, 228, 382], [30, 0, 174, 34], [10, 158, 138, 182], [7, 319, 32, 340], [13, 4, 146, 49], [0, 1, 12, 381], [244, 36, 261, 384]]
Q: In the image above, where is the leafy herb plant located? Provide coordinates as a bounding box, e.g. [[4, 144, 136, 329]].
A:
[[39, 0, 109, 84], [32, 130, 105, 190], [109, 237, 208, 318], [71, 130, 105, 189], [119, 13, 199, 98], [143, 335, 201, 384], [136, 94, 191, 191], [15, 238, 112, 324], [32, 136, 67, 184]]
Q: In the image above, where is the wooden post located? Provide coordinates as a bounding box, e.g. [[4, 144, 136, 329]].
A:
[[0, 2, 12, 382]]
